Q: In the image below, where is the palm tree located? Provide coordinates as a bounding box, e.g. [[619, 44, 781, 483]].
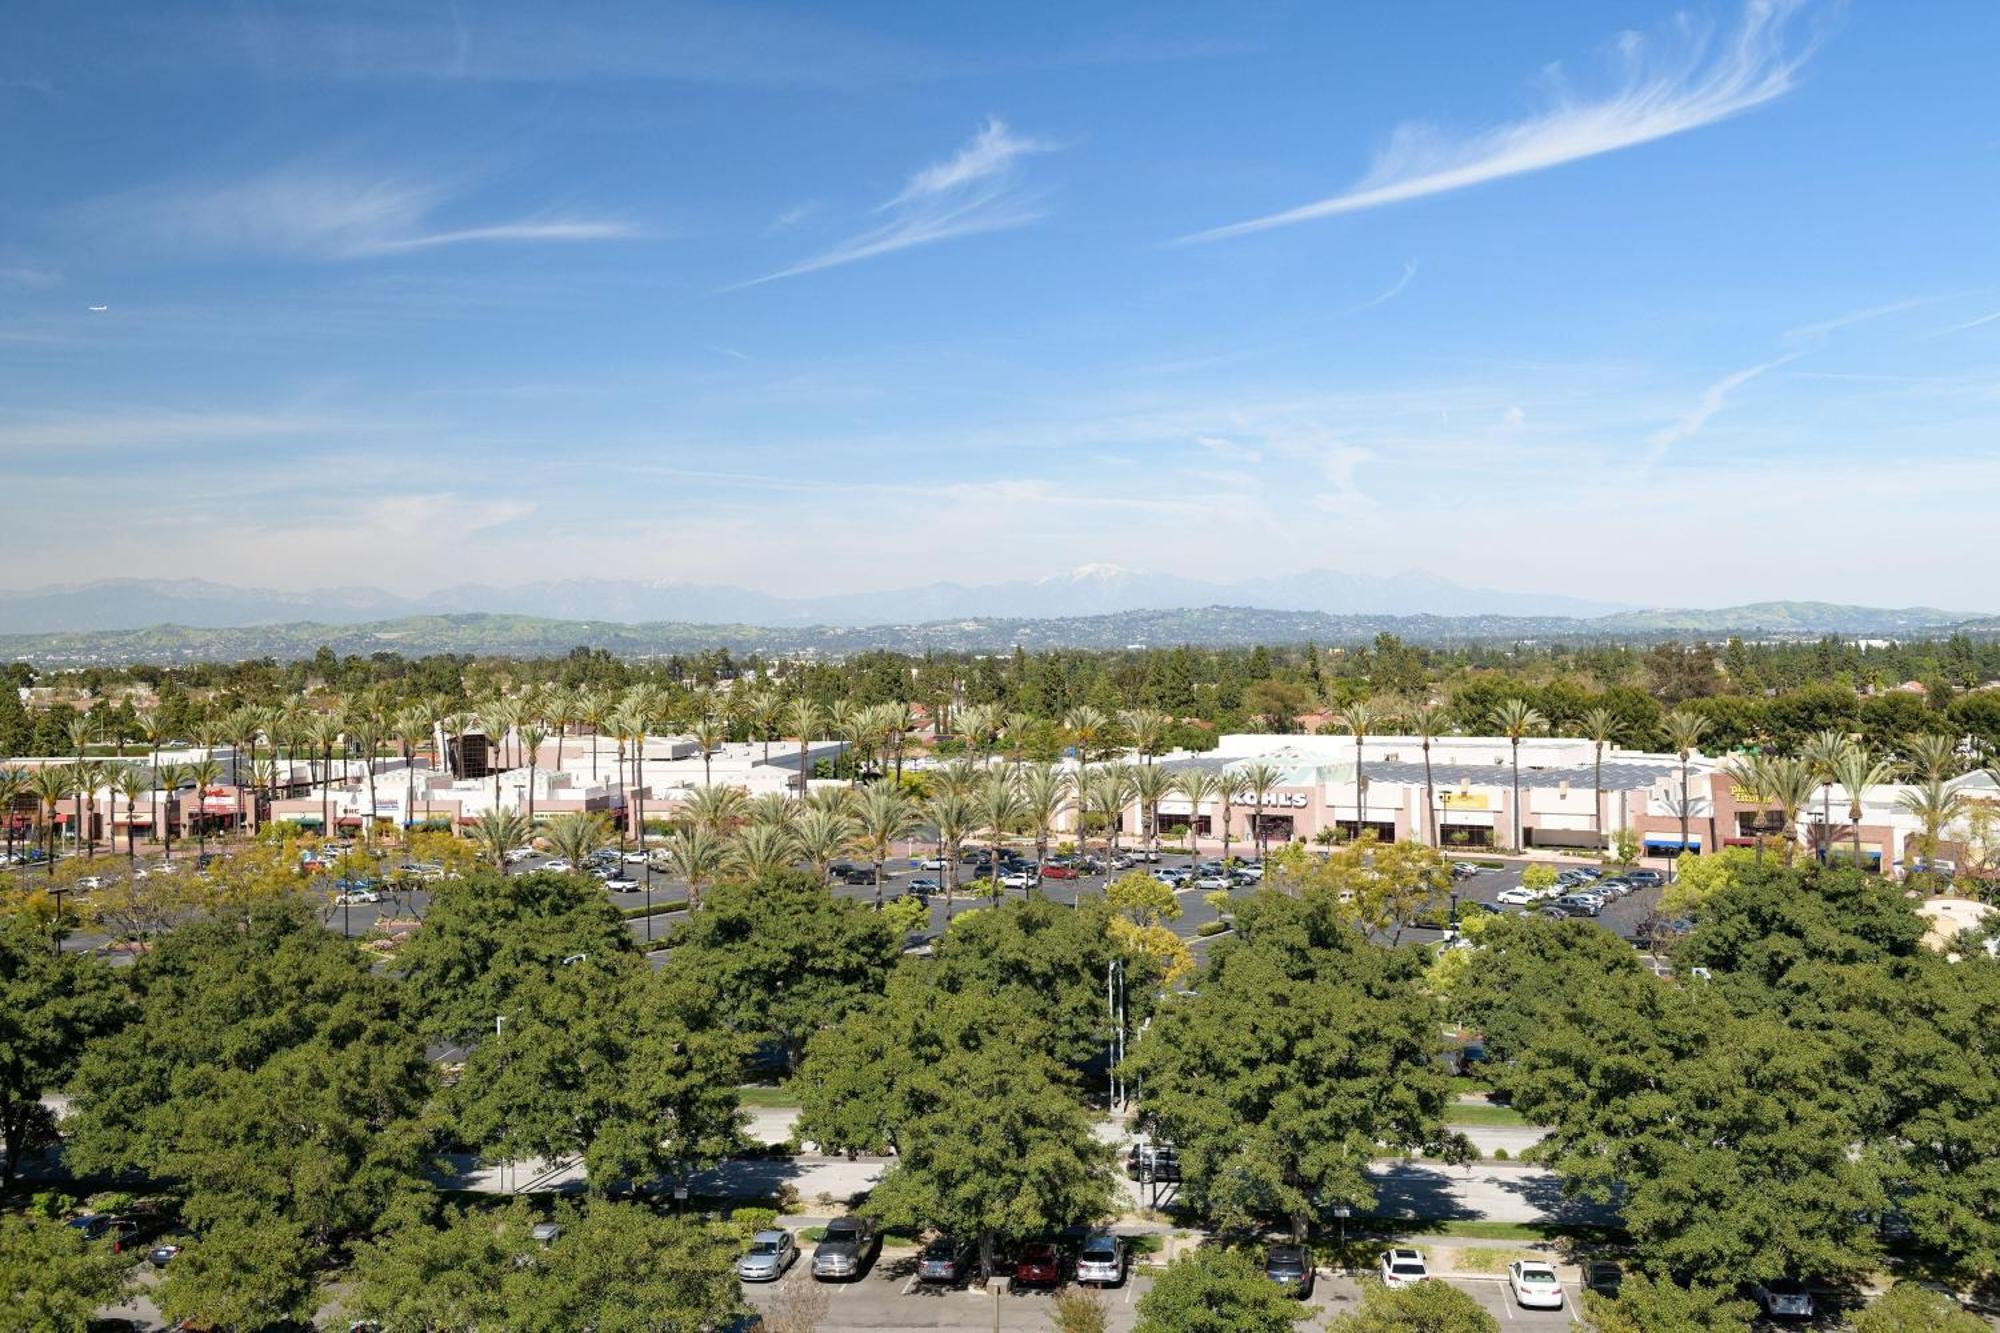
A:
[[65, 716, 95, 858], [345, 713, 383, 846], [1236, 760, 1283, 860], [930, 757, 985, 801], [853, 783, 917, 906], [392, 705, 431, 834], [690, 712, 729, 788], [480, 698, 522, 803], [578, 689, 612, 781], [1130, 763, 1176, 864], [28, 765, 72, 866], [1063, 705, 1108, 770], [542, 812, 612, 869], [517, 722, 549, 827], [880, 701, 915, 783], [793, 806, 855, 884], [1334, 700, 1388, 843], [1896, 778, 1965, 886], [1120, 708, 1170, 763], [1218, 771, 1249, 868], [1662, 710, 1711, 873], [1172, 769, 1225, 859], [662, 825, 728, 909], [1489, 699, 1547, 853], [1085, 766, 1137, 866], [131, 709, 165, 853], [1802, 729, 1853, 863], [682, 783, 748, 835], [1758, 755, 1819, 868], [955, 703, 1001, 764], [0, 767, 27, 866], [973, 770, 1024, 907], [71, 755, 104, 863], [1905, 732, 1961, 782], [470, 809, 532, 874], [1018, 763, 1072, 884], [729, 823, 798, 881], [114, 766, 151, 865], [185, 757, 223, 858], [154, 762, 188, 862], [1833, 746, 1895, 872], [1406, 702, 1452, 848], [742, 687, 783, 766], [1580, 705, 1619, 852], [1720, 753, 1772, 864], [545, 686, 577, 776], [926, 790, 978, 910], [783, 697, 827, 797], [743, 792, 797, 830], [306, 712, 343, 834]]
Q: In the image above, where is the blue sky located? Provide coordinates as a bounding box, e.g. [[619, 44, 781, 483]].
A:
[[4, 1, 1999, 608]]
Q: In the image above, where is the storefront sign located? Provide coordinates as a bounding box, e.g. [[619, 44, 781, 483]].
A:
[[1441, 792, 1490, 811]]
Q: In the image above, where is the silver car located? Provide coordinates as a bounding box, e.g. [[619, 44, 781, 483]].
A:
[[736, 1229, 795, 1282], [1074, 1232, 1126, 1287]]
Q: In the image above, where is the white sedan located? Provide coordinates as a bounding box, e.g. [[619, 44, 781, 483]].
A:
[[999, 871, 1038, 890], [1508, 1261, 1564, 1309], [1496, 887, 1539, 906]]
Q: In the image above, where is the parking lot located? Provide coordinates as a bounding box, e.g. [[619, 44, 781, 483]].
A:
[[28, 837, 1672, 966], [739, 1253, 1589, 1331]]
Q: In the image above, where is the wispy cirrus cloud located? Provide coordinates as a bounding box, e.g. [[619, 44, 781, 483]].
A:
[[741, 116, 1053, 285], [1645, 352, 1800, 460], [93, 168, 639, 261], [1182, 0, 1814, 243]]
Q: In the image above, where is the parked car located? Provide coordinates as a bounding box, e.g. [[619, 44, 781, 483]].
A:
[[1126, 1142, 1182, 1181], [602, 875, 639, 890], [1596, 877, 1634, 896], [914, 855, 950, 870], [1192, 873, 1233, 890], [811, 1217, 877, 1280], [916, 1235, 972, 1284], [999, 871, 1038, 890], [147, 1241, 184, 1268], [735, 1229, 796, 1282], [908, 876, 942, 893], [1013, 1242, 1065, 1288], [1509, 1260, 1565, 1309], [1074, 1232, 1125, 1287], [1624, 869, 1664, 887], [1041, 863, 1080, 880], [332, 889, 380, 906], [530, 1221, 562, 1243], [1554, 894, 1602, 916], [541, 859, 572, 873], [1497, 887, 1539, 906], [1265, 1243, 1316, 1298], [65, 1214, 112, 1241], [1585, 1261, 1623, 1297], [1380, 1247, 1428, 1288], [1750, 1278, 1814, 1319]]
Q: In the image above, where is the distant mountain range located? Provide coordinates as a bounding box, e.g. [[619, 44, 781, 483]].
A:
[[1, 601, 1993, 667], [0, 567, 1632, 635]]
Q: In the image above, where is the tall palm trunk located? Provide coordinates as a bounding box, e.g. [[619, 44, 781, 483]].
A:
[[1422, 738, 1437, 848], [1679, 758, 1692, 869], [1593, 743, 1605, 851], [1510, 740, 1523, 852]]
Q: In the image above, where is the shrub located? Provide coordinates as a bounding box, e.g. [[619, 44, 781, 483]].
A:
[[1196, 920, 1229, 937]]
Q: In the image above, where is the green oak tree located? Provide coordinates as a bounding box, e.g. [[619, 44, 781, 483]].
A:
[[1127, 885, 1469, 1237], [1327, 1277, 1500, 1333], [1581, 1276, 1756, 1333], [0, 919, 125, 1189], [1132, 1247, 1307, 1333], [0, 1212, 132, 1331], [666, 869, 900, 1072]]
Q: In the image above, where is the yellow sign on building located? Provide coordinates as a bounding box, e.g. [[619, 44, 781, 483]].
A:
[[1441, 792, 1490, 811]]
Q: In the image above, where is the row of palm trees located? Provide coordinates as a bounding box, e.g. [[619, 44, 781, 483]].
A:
[[0, 755, 227, 868]]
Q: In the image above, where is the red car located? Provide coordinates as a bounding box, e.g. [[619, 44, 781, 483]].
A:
[[1013, 1242, 1065, 1287], [1040, 864, 1080, 880]]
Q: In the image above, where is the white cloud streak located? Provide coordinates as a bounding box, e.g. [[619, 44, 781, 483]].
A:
[[1645, 352, 1800, 459], [741, 117, 1052, 285], [1929, 308, 2000, 338], [99, 169, 639, 261], [1182, 0, 1812, 243]]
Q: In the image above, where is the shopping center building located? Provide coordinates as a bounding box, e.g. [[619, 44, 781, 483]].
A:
[[1128, 733, 2000, 875]]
